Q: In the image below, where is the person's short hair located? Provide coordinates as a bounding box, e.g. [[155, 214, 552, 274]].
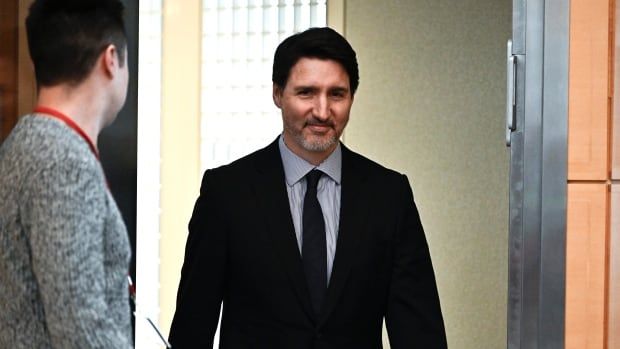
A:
[[272, 27, 359, 95], [26, 0, 127, 87]]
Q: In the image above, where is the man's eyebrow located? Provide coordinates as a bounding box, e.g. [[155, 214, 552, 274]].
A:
[[330, 86, 349, 92], [293, 85, 317, 91]]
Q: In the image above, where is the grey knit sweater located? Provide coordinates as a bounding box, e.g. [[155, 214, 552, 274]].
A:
[[0, 115, 133, 348]]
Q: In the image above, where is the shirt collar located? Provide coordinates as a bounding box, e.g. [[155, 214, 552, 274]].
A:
[[278, 134, 342, 186]]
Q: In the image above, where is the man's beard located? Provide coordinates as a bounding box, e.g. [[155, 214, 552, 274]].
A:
[[285, 122, 339, 153], [297, 132, 338, 152]]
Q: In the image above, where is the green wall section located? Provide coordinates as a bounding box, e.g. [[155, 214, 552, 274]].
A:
[[343, 1, 511, 347]]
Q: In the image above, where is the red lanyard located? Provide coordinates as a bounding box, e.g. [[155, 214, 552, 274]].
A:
[[33, 106, 100, 160], [33, 109, 150, 342], [33, 106, 110, 189]]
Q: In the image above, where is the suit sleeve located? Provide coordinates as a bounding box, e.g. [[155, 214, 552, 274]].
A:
[[169, 170, 228, 348], [385, 174, 447, 349]]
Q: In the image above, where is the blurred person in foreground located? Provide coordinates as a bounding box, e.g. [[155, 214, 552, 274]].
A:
[[169, 27, 447, 349], [0, 0, 133, 347]]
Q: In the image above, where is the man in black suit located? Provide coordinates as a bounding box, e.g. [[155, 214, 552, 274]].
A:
[[169, 27, 447, 349]]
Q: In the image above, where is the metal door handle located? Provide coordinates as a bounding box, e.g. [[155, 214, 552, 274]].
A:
[[506, 40, 516, 147]]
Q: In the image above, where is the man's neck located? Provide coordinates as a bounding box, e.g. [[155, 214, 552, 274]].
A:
[[36, 83, 107, 148]]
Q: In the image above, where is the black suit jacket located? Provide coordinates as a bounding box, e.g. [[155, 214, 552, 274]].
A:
[[169, 139, 447, 348]]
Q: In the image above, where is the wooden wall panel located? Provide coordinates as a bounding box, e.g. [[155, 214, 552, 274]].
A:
[[614, 95, 620, 179], [17, 0, 36, 117], [568, 0, 610, 180], [0, 0, 18, 143], [613, 0, 620, 179], [566, 183, 609, 349], [610, 185, 620, 349]]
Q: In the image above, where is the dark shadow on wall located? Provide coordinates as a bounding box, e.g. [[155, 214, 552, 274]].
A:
[[98, 0, 138, 341]]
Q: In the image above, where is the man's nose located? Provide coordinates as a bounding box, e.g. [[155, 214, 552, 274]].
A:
[[312, 95, 329, 121]]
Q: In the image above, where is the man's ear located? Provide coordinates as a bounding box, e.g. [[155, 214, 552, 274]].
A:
[[272, 84, 282, 108], [101, 44, 120, 78]]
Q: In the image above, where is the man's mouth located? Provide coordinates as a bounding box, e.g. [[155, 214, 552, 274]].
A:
[[306, 124, 332, 133]]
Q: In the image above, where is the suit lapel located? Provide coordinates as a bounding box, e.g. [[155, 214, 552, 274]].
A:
[[319, 145, 369, 326], [251, 139, 315, 321]]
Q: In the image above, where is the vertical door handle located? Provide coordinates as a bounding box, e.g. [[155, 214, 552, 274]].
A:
[[506, 39, 516, 147]]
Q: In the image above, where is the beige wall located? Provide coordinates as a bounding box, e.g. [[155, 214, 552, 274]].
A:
[[343, 1, 510, 348], [159, 0, 202, 336]]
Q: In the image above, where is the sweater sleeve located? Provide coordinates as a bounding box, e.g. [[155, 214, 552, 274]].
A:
[[22, 157, 133, 349]]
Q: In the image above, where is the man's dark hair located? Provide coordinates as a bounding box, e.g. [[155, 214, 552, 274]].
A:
[[272, 27, 359, 95], [26, 0, 126, 87]]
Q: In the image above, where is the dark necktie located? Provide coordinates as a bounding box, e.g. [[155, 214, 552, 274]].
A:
[[302, 169, 327, 316]]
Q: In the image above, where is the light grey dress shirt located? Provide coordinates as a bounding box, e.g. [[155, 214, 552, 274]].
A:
[[278, 135, 341, 283]]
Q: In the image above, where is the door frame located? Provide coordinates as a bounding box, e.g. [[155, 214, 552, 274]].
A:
[[508, 0, 569, 347]]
